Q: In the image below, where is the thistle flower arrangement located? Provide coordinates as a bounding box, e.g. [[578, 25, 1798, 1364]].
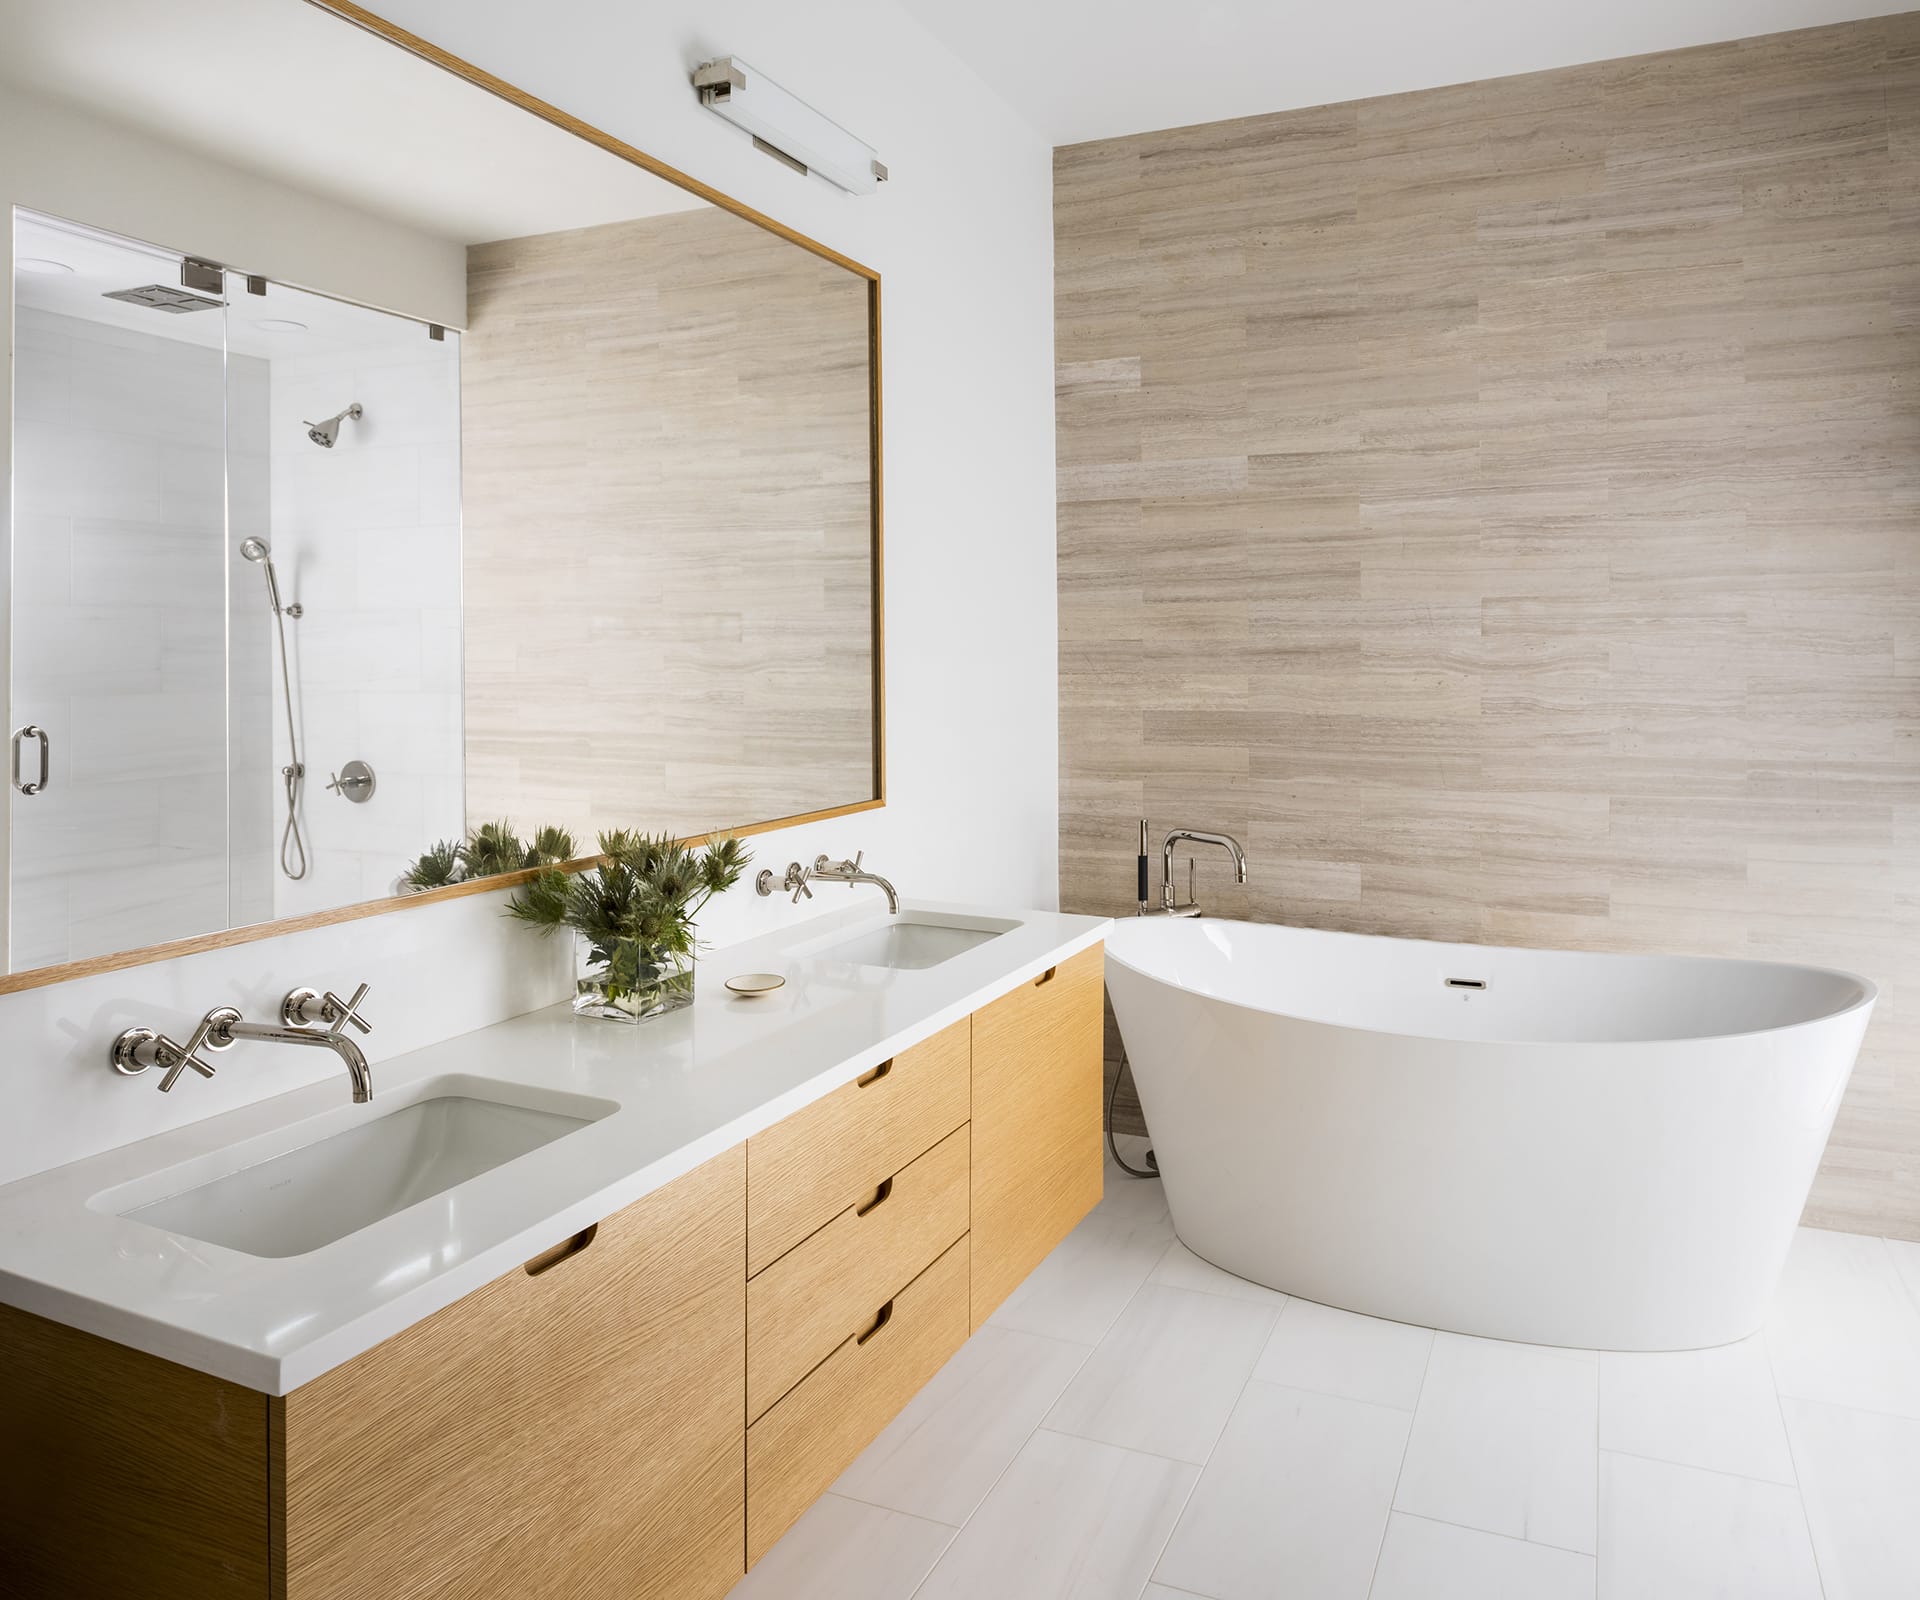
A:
[[506, 830, 752, 1020], [400, 821, 579, 892]]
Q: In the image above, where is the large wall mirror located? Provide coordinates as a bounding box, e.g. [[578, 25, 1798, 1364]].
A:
[[0, 0, 882, 986]]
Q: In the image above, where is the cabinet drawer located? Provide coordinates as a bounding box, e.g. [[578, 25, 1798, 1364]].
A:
[[748, 1124, 969, 1421], [748, 1016, 969, 1274], [746, 1235, 969, 1565], [275, 1146, 746, 1600]]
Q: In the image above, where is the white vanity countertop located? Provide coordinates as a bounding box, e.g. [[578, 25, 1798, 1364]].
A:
[[0, 901, 1110, 1394]]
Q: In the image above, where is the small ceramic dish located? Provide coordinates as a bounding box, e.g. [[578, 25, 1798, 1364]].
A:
[[724, 972, 787, 997]]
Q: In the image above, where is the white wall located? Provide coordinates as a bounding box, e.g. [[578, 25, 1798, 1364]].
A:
[[0, 0, 1057, 1186]]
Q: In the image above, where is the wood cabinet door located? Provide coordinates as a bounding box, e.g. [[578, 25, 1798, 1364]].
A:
[[0, 1304, 271, 1600], [969, 943, 1106, 1328], [273, 1145, 746, 1600]]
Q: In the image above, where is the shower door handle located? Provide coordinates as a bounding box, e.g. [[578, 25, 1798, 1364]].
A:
[[10, 725, 48, 796]]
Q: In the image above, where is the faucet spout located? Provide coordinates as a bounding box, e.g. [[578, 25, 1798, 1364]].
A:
[[811, 852, 899, 914], [209, 1016, 373, 1103], [1158, 828, 1250, 915]]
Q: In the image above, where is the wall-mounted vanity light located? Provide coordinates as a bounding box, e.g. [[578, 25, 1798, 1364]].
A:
[[693, 56, 887, 194]]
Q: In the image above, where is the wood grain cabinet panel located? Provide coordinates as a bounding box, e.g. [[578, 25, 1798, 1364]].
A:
[[747, 1123, 970, 1421], [272, 1145, 747, 1600], [0, 1303, 271, 1600], [745, 1236, 970, 1566], [747, 1016, 970, 1274], [969, 944, 1106, 1328]]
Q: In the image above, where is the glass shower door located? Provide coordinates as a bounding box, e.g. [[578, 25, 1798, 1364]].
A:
[[8, 210, 232, 970]]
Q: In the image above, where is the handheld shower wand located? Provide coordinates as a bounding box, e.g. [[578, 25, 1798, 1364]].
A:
[[241, 538, 307, 881]]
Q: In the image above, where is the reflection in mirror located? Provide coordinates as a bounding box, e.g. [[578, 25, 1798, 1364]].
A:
[[0, 0, 880, 980]]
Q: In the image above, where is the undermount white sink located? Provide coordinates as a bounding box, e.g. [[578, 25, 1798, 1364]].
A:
[[814, 914, 1020, 972], [119, 1083, 614, 1259]]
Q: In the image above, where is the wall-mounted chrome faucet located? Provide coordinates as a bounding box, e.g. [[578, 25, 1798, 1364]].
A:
[[811, 852, 899, 914], [756, 850, 899, 914], [111, 982, 375, 1103]]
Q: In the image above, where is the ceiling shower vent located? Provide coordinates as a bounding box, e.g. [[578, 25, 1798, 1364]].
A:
[[101, 284, 223, 313]]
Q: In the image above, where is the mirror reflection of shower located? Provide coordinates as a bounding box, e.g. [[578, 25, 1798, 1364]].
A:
[[304, 402, 361, 450], [242, 536, 308, 881]]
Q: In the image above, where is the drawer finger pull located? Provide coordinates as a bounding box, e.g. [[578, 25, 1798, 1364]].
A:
[[856, 1059, 893, 1088], [855, 1177, 894, 1218], [523, 1224, 598, 1276], [1033, 965, 1058, 987], [856, 1299, 895, 1346]]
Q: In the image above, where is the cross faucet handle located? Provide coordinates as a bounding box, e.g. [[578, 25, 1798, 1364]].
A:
[[110, 1008, 229, 1092], [282, 982, 373, 1036]]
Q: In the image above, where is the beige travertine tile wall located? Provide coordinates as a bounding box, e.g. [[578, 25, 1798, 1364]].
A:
[[1056, 14, 1920, 1237], [463, 205, 875, 844]]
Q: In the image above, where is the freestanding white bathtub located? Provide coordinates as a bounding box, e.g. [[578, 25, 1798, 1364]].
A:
[[1106, 918, 1875, 1351]]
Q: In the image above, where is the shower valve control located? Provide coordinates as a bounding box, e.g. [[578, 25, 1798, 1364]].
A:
[[326, 760, 376, 803]]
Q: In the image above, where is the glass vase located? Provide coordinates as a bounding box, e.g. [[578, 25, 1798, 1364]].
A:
[[572, 931, 695, 1022]]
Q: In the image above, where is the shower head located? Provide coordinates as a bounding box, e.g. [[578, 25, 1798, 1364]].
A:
[[240, 536, 284, 614], [304, 402, 362, 449]]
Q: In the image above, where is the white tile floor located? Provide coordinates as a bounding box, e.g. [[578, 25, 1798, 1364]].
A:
[[730, 1155, 1920, 1600]]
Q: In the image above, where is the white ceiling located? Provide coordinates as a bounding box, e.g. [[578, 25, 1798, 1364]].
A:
[[14, 212, 438, 362], [0, 0, 706, 242], [899, 0, 1904, 146]]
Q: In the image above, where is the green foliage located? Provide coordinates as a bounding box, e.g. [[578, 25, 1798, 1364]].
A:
[[406, 824, 749, 1015], [507, 831, 752, 996], [528, 825, 578, 867], [401, 839, 463, 891], [460, 819, 530, 879], [401, 819, 576, 893]]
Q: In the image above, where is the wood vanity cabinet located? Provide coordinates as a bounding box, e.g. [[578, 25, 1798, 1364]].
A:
[[0, 941, 1105, 1597], [969, 943, 1106, 1327], [0, 1146, 747, 1600]]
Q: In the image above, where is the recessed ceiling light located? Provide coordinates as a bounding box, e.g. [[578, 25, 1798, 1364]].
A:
[[255, 318, 308, 333], [16, 257, 74, 276]]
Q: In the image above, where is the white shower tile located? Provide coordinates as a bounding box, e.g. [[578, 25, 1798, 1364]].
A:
[[913, 1429, 1196, 1600], [1599, 1334, 1796, 1484], [1045, 1283, 1280, 1463], [1395, 1333, 1598, 1554], [1149, 1240, 1287, 1306], [835, 1324, 1091, 1526], [1783, 1397, 1920, 1600], [1370, 1513, 1596, 1600], [1597, 1451, 1820, 1600], [989, 1209, 1171, 1346], [1767, 1228, 1920, 1419], [728, 1493, 953, 1600], [1253, 1297, 1433, 1411], [1153, 1382, 1409, 1600]]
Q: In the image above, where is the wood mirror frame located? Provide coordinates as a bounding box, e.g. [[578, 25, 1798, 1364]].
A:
[[0, 0, 884, 997]]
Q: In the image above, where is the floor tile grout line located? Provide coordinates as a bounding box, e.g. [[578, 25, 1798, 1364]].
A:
[[1595, 1442, 1800, 1491], [1760, 1327, 1830, 1600], [1387, 1507, 1599, 1562], [899, 1325, 1104, 1600], [1139, 1280, 1281, 1600], [905, 1185, 1161, 1600], [1363, 1325, 1435, 1599]]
